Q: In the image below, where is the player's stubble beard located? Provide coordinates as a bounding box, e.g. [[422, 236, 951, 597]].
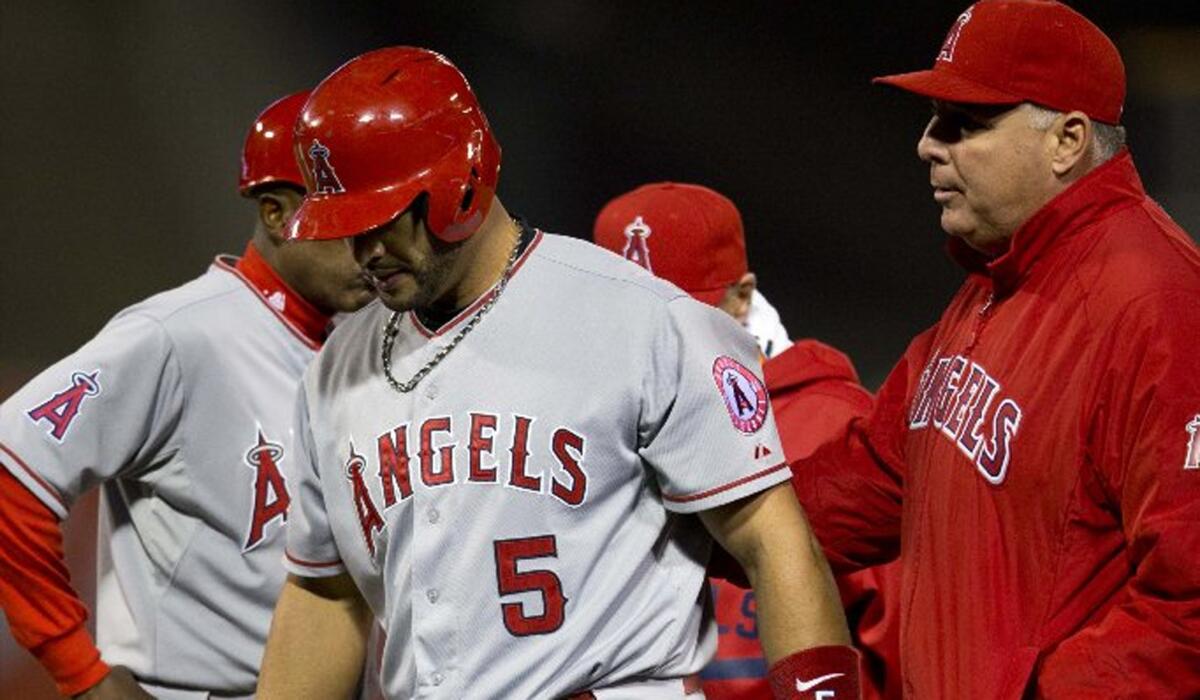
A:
[[382, 242, 463, 316]]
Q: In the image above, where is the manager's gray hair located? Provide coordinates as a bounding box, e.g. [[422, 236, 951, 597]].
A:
[[1026, 104, 1126, 164]]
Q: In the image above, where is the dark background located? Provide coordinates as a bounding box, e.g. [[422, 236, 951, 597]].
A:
[[2, 1, 1198, 694]]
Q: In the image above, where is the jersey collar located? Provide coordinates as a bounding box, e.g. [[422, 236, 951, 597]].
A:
[[215, 242, 332, 348], [949, 149, 1145, 297], [410, 228, 544, 338]]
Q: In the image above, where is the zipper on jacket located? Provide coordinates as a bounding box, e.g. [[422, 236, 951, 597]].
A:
[[962, 292, 995, 357]]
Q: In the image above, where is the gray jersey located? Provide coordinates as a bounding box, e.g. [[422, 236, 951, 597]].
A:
[[0, 255, 323, 695], [285, 233, 789, 699]]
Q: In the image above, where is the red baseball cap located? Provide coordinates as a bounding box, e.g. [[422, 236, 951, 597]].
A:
[[873, 0, 1125, 125], [593, 182, 747, 307]]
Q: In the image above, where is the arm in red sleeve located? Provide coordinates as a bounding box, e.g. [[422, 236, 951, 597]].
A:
[[1037, 290, 1200, 696], [766, 339, 875, 463], [789, 330, 935, 575], [0, 464, 109, 696]]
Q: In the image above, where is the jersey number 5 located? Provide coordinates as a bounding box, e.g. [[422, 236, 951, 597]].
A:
[[493, 535, 567, 636]]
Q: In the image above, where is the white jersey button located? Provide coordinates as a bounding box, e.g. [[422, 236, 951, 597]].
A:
[[424, 383, 438, 399], [431, 672, 445, 686], [428, 508, 440, 524], [426, 588, 439, 603]]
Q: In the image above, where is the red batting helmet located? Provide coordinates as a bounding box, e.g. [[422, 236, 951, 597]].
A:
[[238, 90, 310, 195], [286, 47, 502, 243]]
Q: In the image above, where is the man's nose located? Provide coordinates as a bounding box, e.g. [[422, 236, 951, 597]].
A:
[[917, 118, 948, 165], [352, 230, 385, 267]]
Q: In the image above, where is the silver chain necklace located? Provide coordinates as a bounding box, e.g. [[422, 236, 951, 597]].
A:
[[380, 229, 523, 394]]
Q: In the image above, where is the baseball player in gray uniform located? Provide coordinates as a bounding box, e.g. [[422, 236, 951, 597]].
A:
[[0, 91, 373, 698], [258, 47, 862, 700]]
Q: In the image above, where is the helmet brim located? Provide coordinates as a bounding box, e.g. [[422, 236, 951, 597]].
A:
[[286, 181, 425, 242]]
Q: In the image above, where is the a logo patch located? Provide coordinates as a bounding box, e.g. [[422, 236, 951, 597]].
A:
[[621, 215, 653, 272], [27, 371, 101, 441], [345, 442, 384, 560], [712, 356, 769, 434], [1185, 415, 1200, 470], [937, 7, 973, 63], [307, 139, 345, 194], [243, 429, 291, 552]]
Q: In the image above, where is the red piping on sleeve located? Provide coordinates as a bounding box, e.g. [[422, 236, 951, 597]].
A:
[[662, 461, 790, 504], [284, 550, 343, 569]]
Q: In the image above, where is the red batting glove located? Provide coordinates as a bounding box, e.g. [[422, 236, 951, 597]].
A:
[[769, 645, 862, 700]]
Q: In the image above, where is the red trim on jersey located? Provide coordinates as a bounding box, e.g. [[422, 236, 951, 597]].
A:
[[410, 230, 545, 338], [284, 549, 343, 569], [662, 461, 789, 504], [214, 243, 331, 349], [0, 441, 68, 513]]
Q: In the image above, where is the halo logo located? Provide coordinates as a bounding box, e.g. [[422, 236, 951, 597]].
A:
[[712, 356, 769, 434], [621, 216, 653, 272], [307, 140, 346, 194], [937, 7, 973, 63], [27, 371, 101, 441], [243, 429, 290, 552]]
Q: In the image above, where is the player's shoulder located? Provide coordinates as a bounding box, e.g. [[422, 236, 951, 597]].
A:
[[528, 232, 689, 305], [115, 257, 242, 323], [1073, 203, 1200, 324], [109, 255, 284, 350]]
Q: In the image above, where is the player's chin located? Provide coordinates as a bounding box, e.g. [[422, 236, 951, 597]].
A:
[[339, 287, 378, 313], [377, 287, 420, 313], [939, 210, 971, 238]]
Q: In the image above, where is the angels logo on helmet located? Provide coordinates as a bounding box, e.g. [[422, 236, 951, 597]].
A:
[[306, 140, 345, 195]]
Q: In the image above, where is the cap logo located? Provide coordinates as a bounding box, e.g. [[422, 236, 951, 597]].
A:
[[307, 139, 346, 194], [712, 356, 769, 434], [937, 7, 973, 63], [621, 215, 653, 272]]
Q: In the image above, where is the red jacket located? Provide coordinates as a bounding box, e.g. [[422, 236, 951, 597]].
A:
[[705, 339, 901, 700], [793, 151, 1200, 698]]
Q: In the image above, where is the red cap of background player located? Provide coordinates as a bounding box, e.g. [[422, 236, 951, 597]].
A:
[[593, 182, 747, 307], [239, 90, 310, 195], [873, 0, 1125, 125]]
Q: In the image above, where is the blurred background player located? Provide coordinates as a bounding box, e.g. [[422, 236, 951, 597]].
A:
[[594, 182, 899, 700], [0, 91, 373, 698]]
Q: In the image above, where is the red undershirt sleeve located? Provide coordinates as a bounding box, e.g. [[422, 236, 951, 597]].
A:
[[0, 465, 109, 696]]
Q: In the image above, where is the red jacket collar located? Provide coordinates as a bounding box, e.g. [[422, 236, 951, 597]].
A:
[[949, 149, 1146, 297], [220, 242, 332, 347]]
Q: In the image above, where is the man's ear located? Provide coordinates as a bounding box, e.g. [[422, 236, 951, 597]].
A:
[[257, 189, 303, 242], [721, 272, 757, 323], [1050, 111, 1091, 177]]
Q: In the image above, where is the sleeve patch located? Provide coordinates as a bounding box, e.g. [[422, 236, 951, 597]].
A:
[[712, 356, 769, 434], [25, 370, 102, 442]]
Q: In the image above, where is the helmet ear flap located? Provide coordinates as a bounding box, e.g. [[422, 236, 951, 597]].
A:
[[458, 129, 486, 218], [428, 130, 496, 243], [460, 167, 479, 214]]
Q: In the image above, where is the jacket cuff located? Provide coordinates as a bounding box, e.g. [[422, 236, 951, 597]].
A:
[[31, 623, 110, 696]]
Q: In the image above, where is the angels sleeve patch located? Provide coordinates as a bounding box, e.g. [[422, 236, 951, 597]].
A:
[[712, 356, 768, 434], [26, 370, 102, 441]]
